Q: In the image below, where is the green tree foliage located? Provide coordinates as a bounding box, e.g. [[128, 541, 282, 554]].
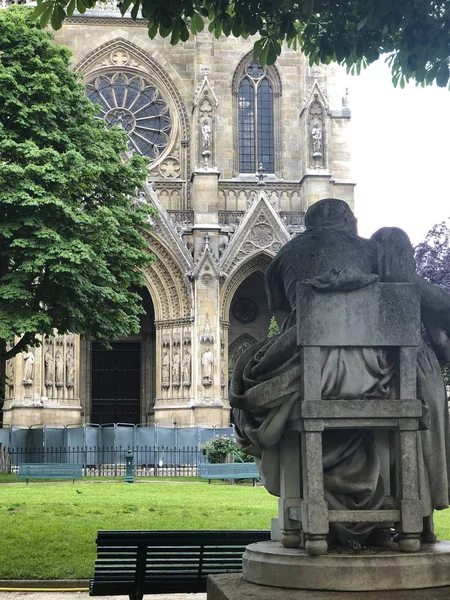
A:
[[0, 7, 155, 366], [31, 0, 450, 88], [415, 219, 450, 389], [268, 315, 280, 337]]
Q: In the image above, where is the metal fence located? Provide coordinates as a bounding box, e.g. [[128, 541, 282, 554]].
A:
[[4, 445, 207, 477], [0, 424, 235, 454]]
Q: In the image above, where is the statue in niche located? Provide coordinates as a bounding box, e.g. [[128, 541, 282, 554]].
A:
[[182, 350, 191, 387], [311, 120, 322, 156], [44, 348, 55, 387], [6, 357, 14, 389], [161, 350, 170, 388], [220, 344, 226, 388], [172, 349, 181, 387], [55, 350, 64, 387], [201, 120, 211, 150], [230, 198, 450, 548], [22, 351, 34, 385], [66, 349, 75, 388], [201, 348, 214, 387]]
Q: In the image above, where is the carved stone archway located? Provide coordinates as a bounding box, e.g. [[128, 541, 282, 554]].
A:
[[221, 252, 273, 322], [144, 232, 192, 323]]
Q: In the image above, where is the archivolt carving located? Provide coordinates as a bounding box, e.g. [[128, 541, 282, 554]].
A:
[[143, 233, 192, 321], [220, 253, 272, 320]]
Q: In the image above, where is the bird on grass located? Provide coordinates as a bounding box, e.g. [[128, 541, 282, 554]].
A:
[[76, 489, 82, 494]]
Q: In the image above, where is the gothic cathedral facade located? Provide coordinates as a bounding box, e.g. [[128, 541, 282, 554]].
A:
[[2, 3, 354, 428]]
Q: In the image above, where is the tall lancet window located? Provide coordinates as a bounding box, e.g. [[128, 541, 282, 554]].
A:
[[238, 61, 274, 173]]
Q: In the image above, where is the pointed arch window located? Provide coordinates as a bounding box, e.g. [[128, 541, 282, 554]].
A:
[[238, 62, 274, 174]]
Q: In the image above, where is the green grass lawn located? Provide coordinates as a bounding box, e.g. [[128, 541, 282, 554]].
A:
[[1, 477, 450, 581], [0, 478, 277, 580]]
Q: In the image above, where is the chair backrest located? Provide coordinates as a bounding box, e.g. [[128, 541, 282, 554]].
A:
[[296, 282, 420, 348]]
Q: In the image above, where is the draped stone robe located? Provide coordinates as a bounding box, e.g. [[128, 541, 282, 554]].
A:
[[230, 225, 450, 544]]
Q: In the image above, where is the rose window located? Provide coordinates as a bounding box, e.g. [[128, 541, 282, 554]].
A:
[[85, 72, 172, 160]]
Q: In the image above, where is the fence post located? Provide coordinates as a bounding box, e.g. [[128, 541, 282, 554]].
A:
[[113, 425, 118, 477], [174, 427, 178, 476]]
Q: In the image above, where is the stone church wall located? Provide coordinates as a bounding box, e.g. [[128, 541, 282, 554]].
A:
[[2, 8, 355, 428]]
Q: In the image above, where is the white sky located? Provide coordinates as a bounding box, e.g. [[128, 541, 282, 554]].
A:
[[348, 59, 449, 245]]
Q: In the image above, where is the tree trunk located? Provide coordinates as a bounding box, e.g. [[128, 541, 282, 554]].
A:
[[0, 339, 6, 427]]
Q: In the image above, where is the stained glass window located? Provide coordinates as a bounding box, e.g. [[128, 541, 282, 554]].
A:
[[85, 72, 172, 160], [238, 62, 274, 173]]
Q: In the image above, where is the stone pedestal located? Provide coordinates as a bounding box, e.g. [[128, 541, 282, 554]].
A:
[[240, 541, 450, 591], [208, 573, 450, 600]]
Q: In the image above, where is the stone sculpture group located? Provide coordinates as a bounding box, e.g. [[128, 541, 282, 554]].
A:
[[231, 198, 450, 550]]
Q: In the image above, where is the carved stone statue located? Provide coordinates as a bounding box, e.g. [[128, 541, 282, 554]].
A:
[[182, 350, 191, 387], [6, 357, 14, 389], [201, 348, 214, 387], [201, 120, 211, 150], [44, 348, 54, 387], [311, 119, 322, 155], [172, 349, 181, 387], [22, 351, 34, 385], [55, 350, 64, 387], [230, 198, 450, 548], [161, 350, 170, 388], [66, 349, 75, 388]]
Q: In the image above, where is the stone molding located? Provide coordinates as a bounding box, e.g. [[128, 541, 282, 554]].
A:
[[242, 541, 450, 591], [143, 234, 192, 321], [220, 252, 273, 321]]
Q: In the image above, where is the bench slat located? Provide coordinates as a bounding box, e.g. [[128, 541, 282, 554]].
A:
[[96, 530, 267, 544], [90, 529, 270, 598]]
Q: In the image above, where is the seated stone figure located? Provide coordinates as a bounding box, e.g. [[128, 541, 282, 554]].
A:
[[230, 198, 450, 547]]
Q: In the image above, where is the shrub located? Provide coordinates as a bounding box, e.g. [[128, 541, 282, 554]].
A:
[[201, 435, 253, 463]]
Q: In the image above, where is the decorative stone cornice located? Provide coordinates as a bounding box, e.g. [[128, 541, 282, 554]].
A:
[[155, 317, 194, 330]]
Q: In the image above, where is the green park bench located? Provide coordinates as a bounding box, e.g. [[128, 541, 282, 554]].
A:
[[89, 529, 271, 600], [18, 463, 83, 484], [199, 462, 260, 484]]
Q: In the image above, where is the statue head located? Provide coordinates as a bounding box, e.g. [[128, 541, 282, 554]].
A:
[[371, 226, 416, 281], [304, 199, 357, 235]]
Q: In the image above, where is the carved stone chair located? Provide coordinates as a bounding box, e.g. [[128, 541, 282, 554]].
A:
[[277, 282, 423, 555]]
